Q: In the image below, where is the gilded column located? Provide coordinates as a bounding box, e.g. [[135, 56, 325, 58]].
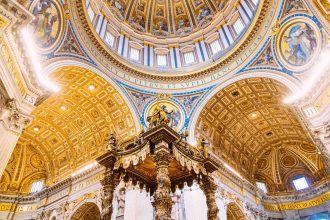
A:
[[200, 175, 219, 220], [0, 98, 31, 178], [153, 141, 172, 220]]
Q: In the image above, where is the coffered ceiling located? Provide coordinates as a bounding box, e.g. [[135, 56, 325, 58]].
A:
[[195, 77, 326, 192], [5, 66, 137, 184]]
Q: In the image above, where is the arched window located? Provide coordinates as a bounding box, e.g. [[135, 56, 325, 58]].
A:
[[30, 180, 44, 193], [293, 176, 309, 190]]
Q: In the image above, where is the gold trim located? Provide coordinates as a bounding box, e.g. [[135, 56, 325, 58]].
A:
[[263, 191, 330, 211]]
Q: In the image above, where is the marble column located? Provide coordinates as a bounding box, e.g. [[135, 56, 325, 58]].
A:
[[0, 98, 31, 178], [153, 141, 172, 220], [200, 175, 219, 220]]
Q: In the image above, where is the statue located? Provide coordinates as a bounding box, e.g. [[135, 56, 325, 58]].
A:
[[116, 188, 126, 218], [192, 137, 210, 158], [177, 130, 189, 148], [147, 104, 173, 128], [105, 133, 117, 151], [200, 138, 210, 158], [134, 130, 144, 146]]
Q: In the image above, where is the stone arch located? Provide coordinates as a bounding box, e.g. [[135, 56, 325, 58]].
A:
[[227, 202, 245, 220], [188, 71, 300, 144], [70, 201, 101, 220]]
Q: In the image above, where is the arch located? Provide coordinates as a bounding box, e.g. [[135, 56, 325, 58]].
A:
[[188, 71, 301, 144], [226, 202, 245, 220], [190, 76, 325, 192], [16, 63, 140, 182], [70, 201, 101, 220], [43, 58, 141, 132]]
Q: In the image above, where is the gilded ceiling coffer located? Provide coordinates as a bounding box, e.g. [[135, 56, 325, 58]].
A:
[[97, 110, 220, 219]]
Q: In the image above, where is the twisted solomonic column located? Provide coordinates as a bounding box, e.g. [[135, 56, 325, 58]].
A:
[[97, 152, 121, 220], [200, 175, 219, 220], [153, 141, 173, 220]]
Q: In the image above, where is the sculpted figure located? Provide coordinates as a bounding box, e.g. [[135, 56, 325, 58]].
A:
[[147, 104, 173, 128], [105, 133, 117, 151]]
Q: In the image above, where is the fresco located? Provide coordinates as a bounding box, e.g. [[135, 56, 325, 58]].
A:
[[30, 0, 62, 49], [279, 21, 319, 68], [145, 100, 184, 131]]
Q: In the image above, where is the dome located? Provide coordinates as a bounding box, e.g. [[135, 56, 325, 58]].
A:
[[83, 0, 263, 75], [106, 0, 229, 37]]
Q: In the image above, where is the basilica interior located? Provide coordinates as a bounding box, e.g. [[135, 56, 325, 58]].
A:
[[0, 0, 330, 219]]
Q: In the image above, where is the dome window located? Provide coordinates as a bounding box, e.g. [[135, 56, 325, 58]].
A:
[[233, 18, 245, 36], [293, 176, 309, 191], [130, 47, 140, 62], [105, 32, 115, 47], [251, 0, 260, 6], [183, 51, 195, 65], [210, 40, 222, 55], [30, 180, 44, 193], [87, 6, 95, 23], [157, 54, 167, 66]]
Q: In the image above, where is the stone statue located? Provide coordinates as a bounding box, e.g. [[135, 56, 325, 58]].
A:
[[117, 188, 126, 218], [192, 137, 210, 158], [200, 138, 210, 158], [134, 130, 144, 146], [105, 133, 117, 151], [177, 130, 189, 147]]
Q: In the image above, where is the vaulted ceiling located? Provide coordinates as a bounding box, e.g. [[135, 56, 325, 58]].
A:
[[1, 66, 137, 189], [195, 77, 326, 192]]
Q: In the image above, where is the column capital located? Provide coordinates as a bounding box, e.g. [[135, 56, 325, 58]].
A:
[[0, 98, 32, 134]]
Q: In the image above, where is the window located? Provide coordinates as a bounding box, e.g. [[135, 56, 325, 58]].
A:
[[30, 180, 44, 193], [251, 0, 259, 6], [233, 18, 245, 36], [157, 54, 167, 66], [210, 40, 221, 54], [105, 32, 115, 47], [293, 177, 309, 190], [184, 52, 195, 64], [256, 182, 267, 193], [87, 6, 95, 22], [130, 48, 140, 61]]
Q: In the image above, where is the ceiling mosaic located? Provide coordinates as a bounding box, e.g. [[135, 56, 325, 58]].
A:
[[195, 78, 327, 191], [7, 66, 137, 182]]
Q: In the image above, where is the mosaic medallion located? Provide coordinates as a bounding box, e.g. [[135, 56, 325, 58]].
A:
[[277, 18, 321, 71], [30, 0, 63, 51]]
